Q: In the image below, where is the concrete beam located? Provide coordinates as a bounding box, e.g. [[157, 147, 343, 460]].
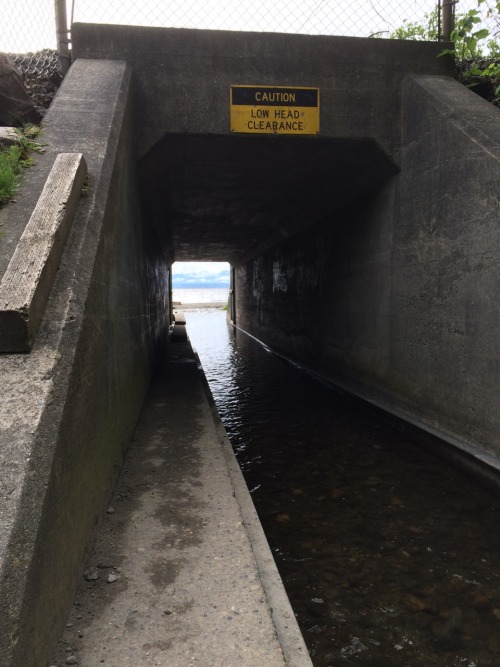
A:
[[0, 153, 87, 352]]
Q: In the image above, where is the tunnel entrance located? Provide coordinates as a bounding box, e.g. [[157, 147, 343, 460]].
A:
[[171, 261, 230, 311], [139, 134, 398, 266]]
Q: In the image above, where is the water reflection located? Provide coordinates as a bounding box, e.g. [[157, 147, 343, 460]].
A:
[[186, 309, 500, 667]]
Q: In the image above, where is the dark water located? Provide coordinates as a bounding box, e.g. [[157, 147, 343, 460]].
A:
[[185, 309, 500, 667]]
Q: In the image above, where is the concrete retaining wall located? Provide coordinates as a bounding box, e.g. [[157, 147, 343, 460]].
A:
[[235, 76, 500, 468], [0, 59, 169, 667]]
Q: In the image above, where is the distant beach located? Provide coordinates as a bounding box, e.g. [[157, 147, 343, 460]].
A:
[[172, 287, 229, 309]]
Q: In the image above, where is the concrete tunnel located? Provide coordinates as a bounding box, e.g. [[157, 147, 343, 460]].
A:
[[0, 22, 499, 667]]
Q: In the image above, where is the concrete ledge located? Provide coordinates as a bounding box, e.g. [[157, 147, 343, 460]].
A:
[[0, 153, 87, 352], [173, 310, 186, 324], [170, 310, 188, 340], [170, 323, 187, 341], [197, 357, 314, 667], [50, 341, 310, 666]]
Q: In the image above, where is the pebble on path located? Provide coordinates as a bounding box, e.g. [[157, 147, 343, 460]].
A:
[[83, 566, 99, 581]]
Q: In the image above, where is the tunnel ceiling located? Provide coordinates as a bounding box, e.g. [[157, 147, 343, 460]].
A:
[[138, 135, 398, 265]]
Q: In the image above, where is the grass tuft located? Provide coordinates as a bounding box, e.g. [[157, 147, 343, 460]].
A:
[[0, 145, 23, 204], [0, 125, 45, 205]]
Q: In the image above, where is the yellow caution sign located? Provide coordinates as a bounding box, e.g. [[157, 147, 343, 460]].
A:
[[230, 85, 320, 135]]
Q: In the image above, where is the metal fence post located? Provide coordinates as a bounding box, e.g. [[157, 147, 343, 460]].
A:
[[54, 0, 71, 74], [442, 0, 456, 40]]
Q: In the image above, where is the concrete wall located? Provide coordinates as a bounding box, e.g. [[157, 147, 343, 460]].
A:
[[0, 59, 169, 667], [72, 23, 453, 162], [235, 76, 500, 468]]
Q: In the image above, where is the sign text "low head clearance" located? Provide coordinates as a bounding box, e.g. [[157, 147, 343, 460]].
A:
[[230, 86, 320, 136]]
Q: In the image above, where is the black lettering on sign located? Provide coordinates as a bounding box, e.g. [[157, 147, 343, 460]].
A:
[[232, 86, 318, 107], [247, 120, 306, 132]]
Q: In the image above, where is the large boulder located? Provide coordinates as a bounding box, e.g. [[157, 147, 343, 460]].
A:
[[0, 53, 42, 126]]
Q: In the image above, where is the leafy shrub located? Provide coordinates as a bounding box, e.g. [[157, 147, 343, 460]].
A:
[[390, 0, 500, 106]]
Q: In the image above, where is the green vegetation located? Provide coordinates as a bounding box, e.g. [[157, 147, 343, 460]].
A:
[[0, 125, 45, 205], [390, 8, 439, 42], [0, 145, 23, 204], [390, 0, 500, 107]]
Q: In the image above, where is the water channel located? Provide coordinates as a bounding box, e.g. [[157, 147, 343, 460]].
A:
[[185, 308, 500, 667]]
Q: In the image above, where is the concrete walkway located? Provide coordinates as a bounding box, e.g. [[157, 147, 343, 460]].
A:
[[50, 338, 311, 667]]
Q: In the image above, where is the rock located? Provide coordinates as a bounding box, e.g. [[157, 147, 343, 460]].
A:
[[0, 127, 18, 147], [107, 573, 118, 583], [83, 566, 99, 581], [106, 506, 116, 514], [405, 593, 432, 612], [472, 592, 490, 609], [413, 611, 433, 629], [432, 617, 463, 650], [65, 656, 78, 665], [0, 53, 42, 126]]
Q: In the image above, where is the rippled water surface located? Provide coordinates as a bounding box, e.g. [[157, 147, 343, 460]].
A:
[[186, 309, 500, 667]]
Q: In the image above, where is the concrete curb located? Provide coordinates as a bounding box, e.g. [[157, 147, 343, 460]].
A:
[[193, 347, 314, 667]]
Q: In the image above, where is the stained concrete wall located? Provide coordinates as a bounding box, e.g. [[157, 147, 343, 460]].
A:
[[72, 23, 453, 163], [235, 76, 500, 468], [0, 60, 169, 667], [70, 24, 454, 268]]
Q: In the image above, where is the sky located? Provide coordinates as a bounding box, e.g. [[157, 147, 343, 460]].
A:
[[3, 0, 495, 53], [2, 0, 443, 52], [172, 262, 230, 288]]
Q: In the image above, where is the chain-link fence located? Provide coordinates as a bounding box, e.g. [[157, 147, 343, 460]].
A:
[[3, 1, 60, 73], [4, 2, 499, 57], [2, 1, 499, 114], [2, 1, 63, 116], [69, 0, 440, 38]]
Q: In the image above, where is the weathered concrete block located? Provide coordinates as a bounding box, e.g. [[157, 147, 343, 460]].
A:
[[0, 153, 87, 352], [0, 127, 18, 147], [173, 310, 186, 324]]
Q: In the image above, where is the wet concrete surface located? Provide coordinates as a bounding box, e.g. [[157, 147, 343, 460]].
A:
[[186, 309, 500, 667], [50, 340, 305, 667]]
